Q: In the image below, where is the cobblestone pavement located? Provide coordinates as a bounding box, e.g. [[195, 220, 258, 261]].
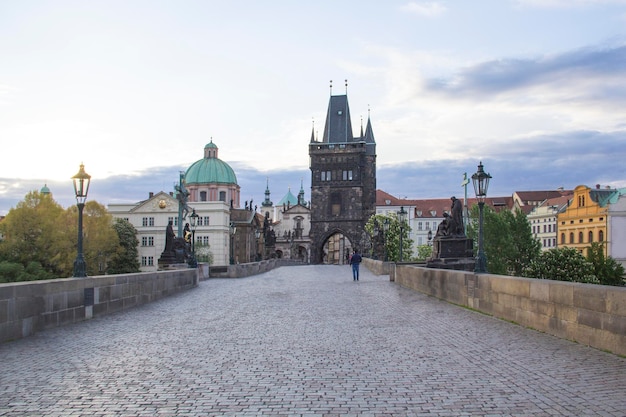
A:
[[1, 265, 625, 416]]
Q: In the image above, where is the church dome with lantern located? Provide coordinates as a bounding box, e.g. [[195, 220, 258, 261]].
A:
[[185, 140, 240, 206]]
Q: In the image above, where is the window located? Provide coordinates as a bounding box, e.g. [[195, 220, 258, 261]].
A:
[[142, 217, 155, 227], [433, 221, 438, 231], [141, 256, 147, 266], [202, 236, 210, 245], [219, 191, 226, 202], [141, 237, 154, 246], [579, 195, 585, 207], [321, 171, 332, 181], [579, 232, 584, 243], [570, 233, 574, 244], [417, 222, 423, 231], [561, 233, 565, 244], [147, 257, 154, 266], [599, 230, 604, 241], [342, 170, 353, 181], [168, 216, 178, 227], [588, 231, 593, 243], [200, 191, 207, 201], [425, 222, 430, 230]]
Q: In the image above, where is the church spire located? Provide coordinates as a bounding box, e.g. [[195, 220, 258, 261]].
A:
[[262, 177, 273, 207], [298, 178, 305, 206]]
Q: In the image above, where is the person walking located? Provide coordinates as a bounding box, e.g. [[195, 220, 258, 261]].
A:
[[350, 249, 362, 281]]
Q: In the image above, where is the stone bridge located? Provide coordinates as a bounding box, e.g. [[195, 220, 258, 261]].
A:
[[1, 265, 625, 415]]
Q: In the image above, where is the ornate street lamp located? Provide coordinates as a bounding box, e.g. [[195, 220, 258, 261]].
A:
[[229, 221, 237, 265], [72, 163, 91, 277], [472, 161, 492, 273], [398, 206, 407, 262], [383, 217, 390, 261], [188, 209, 199, 268]]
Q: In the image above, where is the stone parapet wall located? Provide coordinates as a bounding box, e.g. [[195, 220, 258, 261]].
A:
[[385, 262, 626, 356], [0, 269, 198, 343], [208, 259, 305, 279]]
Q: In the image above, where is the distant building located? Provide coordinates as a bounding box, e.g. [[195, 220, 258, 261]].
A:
[[108, 141, 239, 270], [527, 194, 572, 251], [558, 184, 626, 267], [258, 180, 311, 262]]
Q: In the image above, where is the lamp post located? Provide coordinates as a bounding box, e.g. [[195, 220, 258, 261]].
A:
[[72, 163, 91, 277], [188, 209, 198, 268], [383, 217, 390, 261], [229, 221, 237, 265], [398, 206, 407, 262], [472, 161, 492, 273], [427, 229, 433, 246], [255, 228, 261, 261]]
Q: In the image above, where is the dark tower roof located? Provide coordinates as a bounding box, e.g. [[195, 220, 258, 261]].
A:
[[322, 95, 354, 143]]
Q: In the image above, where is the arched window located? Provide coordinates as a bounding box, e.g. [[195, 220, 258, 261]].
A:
[[588, 231, 593, 243], [579, 232, 584, 243], [569, 232, 574, 244], [599, 230, 604, 241]]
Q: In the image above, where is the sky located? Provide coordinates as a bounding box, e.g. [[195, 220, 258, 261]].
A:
[[1, 0, 626, 215]]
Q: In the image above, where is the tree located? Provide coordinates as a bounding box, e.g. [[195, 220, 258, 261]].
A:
[[0, 192, 124, 279], [467, 206, 540, 275], [523, 247, 598, 284], [107, 218, 140, 274], [0, 191, 71, 277], [415, 244, 434, 262], [507, 208, 542, 276], [586, 242, 625, 286], [365, 213, 413, 262]]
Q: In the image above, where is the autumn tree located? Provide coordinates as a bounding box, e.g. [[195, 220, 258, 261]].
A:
[[0, 191, 71, 276], [107, 218, 140, 274]]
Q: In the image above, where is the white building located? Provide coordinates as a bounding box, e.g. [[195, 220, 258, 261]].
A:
[[108, 141, 240, 270]]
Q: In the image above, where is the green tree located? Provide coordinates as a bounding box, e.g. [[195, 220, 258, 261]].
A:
[[415, 244, 433, 262], [365, 213, 413, 262], [467, 206, 540, 275], [107, 218, 140, 274], [523, 247, 598, 283], [507, 208, 542, 276], [586, 242, 625, 286]]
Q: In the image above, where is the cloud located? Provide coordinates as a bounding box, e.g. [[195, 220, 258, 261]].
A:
[[425, 44, 626, 99], [400, 1, 447, 18]]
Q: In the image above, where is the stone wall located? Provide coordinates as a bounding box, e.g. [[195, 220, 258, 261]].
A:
[[208, 259, 304, 279], [0, 269, 198, 343], [384, 262, 626, 356]]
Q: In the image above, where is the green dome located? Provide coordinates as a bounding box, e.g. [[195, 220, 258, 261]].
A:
[[277, 189, 297, 206], [185, 141, 238, 185]]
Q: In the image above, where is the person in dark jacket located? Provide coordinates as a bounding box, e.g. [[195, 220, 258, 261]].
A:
[[349, 249, 362, 281]]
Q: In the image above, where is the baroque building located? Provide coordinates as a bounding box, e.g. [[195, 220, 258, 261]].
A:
[[108, 141, 240, 270], [309, 89, 376, 264]]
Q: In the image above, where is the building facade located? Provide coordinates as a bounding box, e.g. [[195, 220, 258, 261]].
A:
[[108, 141, 240, 270]]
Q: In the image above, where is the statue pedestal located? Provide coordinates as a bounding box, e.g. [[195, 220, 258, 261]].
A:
[[427, 237, 475, 271]]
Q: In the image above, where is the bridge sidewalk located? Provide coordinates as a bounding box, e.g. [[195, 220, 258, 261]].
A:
[[1, 265, 625, 416]]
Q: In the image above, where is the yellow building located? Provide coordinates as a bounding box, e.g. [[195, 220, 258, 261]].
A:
[[558, 185, 609, 256]]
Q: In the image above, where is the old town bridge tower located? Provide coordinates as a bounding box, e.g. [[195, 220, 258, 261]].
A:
[[309, 87, 377, 264]]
